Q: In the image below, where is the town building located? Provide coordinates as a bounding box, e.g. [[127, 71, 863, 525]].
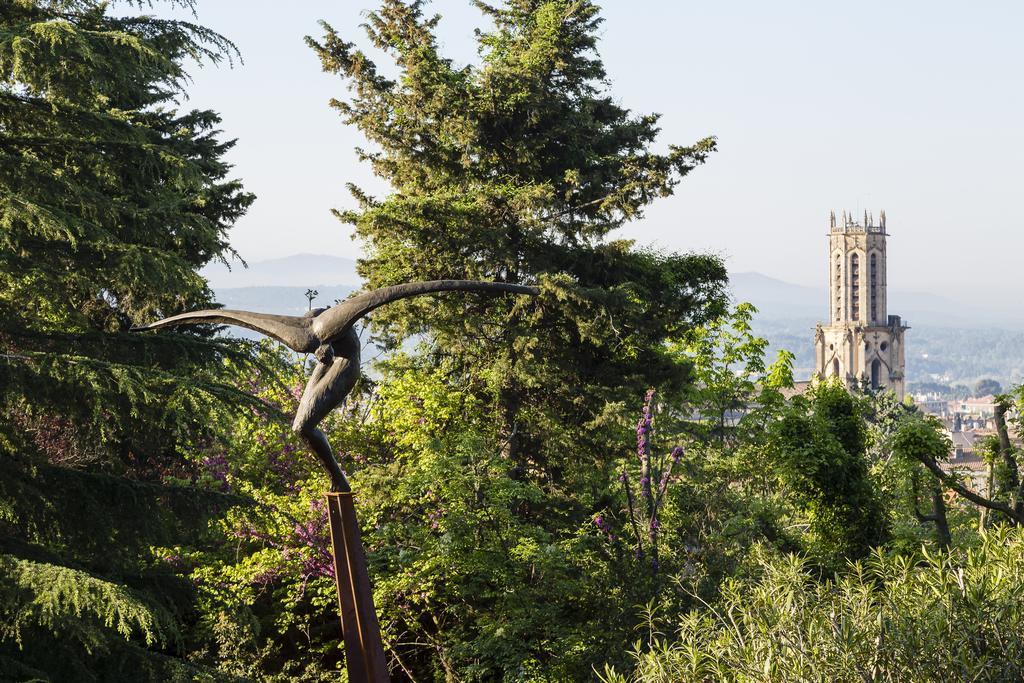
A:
[[950, 395, 1000, 419], [814, 210, 909, 399], [913, 394, 950, 416], [939, 418, 995, 496]]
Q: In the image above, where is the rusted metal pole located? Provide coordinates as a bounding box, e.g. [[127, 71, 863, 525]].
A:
[[326, 492, 388, 682]]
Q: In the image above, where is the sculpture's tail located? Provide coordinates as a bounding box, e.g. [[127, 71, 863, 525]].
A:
[[313, 280, 539, 339], [132, 309, 319, 353]]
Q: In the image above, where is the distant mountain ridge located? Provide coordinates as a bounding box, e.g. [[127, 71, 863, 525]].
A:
[[202, 255, 1024, 385], [213, 285, 357, 317], [729, 271, 1024, 331], [202, 256, 1024, 332], [202, 253, 360, 289]]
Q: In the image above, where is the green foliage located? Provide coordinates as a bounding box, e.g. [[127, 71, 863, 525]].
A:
[[889, 415, 951, 469], [186, 326, 794, 681], [601, 527, 1024, 682], [0, 555, 177, 653], [867, 404, 945, 548], [7, 1, 1021, 681], [773, 382, 889, 566], [0, 0, 255, 446], [0, 0, 255, 678], [672, 302, 795, 445], [344, 357, 618, 679], [307, 0, 728, 479], [295, 3, 730, 677], [150, 342, 349, 681], [656, 305, 801, 585], [0, 554, 240, 681]]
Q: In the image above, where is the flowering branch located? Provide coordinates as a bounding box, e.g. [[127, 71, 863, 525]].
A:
[[596, 389, 686, 574]]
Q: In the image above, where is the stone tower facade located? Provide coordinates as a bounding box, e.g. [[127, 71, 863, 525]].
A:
[[814, 210, 908, 398]]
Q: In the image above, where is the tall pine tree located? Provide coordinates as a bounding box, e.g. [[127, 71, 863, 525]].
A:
[[308, 1, 729, 676], [309, 0, 726, 486], [0, 1, 255, 678]]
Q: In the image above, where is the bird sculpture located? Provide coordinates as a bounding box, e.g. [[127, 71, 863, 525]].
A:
[[136, 280, 538, 492]]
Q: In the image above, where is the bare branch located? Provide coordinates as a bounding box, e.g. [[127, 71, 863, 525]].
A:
[[915, 451, 1024, 526]]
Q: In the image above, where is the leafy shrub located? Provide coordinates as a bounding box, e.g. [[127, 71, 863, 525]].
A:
[[601, 527, 1024, 682], [773, 382, 889, 567]]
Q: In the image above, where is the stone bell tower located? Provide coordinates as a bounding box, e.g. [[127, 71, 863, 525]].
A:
[[814, 210, 908, 398]]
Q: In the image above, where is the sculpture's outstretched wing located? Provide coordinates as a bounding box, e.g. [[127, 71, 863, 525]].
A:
[[133, 309, 319, 353], [312, 280, 539, 340]]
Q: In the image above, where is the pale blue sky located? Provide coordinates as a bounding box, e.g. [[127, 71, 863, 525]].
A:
[[157, 1, 1023, 304]]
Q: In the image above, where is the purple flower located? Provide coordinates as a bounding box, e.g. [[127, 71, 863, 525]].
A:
[[292, 500, 334, 582], [670, 446, 684, 462], [251, 568, 281, 586], [201, 453, 230, 492], [427, 508, 443, 530], [636, 389, 656, 461], [268, 443, 302, 493], [592, 514, 612, 534]]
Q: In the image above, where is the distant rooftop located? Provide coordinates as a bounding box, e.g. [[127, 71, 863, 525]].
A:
[[961, 395, 998, 405]]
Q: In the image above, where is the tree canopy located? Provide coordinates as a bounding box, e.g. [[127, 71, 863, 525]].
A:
[[0, 0, 254, 677], [301, 0, 730, 675], [307, 0, 727, 474]]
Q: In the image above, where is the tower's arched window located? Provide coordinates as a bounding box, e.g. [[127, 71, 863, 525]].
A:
[[833, 358, 841, 378], [834, 254, 842, 321], [870, 253, 878, 322], [871, 358, 882, 390], [850, 253, 860, 320]]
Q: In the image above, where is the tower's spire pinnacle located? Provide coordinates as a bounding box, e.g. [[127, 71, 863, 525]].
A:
[[830, 210, 836, 228], [880, 209, 886, 229]]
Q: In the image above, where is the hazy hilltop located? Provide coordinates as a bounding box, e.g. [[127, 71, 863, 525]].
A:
[[202, 253, 361, 290], [202, 255, 1024, 387], [729, 272, 1024, 331]]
